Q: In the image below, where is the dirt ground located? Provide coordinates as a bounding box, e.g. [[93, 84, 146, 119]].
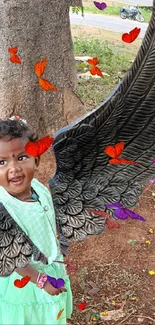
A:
[[35, 25, 155, 325]]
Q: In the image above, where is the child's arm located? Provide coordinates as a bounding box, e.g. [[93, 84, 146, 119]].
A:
[[15, 264, 39, 284], [15, 265, 67, 295]]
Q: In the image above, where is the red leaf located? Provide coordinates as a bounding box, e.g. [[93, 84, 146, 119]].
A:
[[25, 136, 54, 157], [14, 275, 31, 288], [122, 27, 141, 43], [77, 301, 87, 310], [39, 78, 59, 91], [10, 55, 21, 64]]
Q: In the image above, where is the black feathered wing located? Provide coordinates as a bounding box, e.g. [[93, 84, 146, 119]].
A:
[[0, 203, 48, 276], [49, 4, 155, 241]]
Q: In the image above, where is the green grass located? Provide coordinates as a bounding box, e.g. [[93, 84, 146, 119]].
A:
[[73, 36, 140, 110], [71, 5, 152, 23]]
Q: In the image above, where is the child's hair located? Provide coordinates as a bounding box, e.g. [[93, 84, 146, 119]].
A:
[[0, 119, 38, 142]]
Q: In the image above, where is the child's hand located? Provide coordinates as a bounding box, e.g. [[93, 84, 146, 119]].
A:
[[43, 280, 67, 296]]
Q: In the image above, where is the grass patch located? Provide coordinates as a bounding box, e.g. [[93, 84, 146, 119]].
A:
[[73, 34, 140, 110]]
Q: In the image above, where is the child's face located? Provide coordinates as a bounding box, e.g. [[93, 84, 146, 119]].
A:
[[0, 137, 40, 197]]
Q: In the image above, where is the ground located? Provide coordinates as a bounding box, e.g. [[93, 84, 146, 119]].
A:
[[36, 26, 155, 325]]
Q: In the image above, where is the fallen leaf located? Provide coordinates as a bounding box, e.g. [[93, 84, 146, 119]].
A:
[[77, 301, 87, 310], [128, 239, 137, 246], [92, 315, 100, 321], [56, 309, 64, 320], [145, 240, 151, 245], [100, 311, 109, 316], [100, 309, 125, 321], [87, 287, 100, 295], [129, 296, 137, 301], [148, 228, 154, 234], [149, 270, 155, 275]]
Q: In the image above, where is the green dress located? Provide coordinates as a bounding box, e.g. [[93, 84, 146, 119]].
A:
[[0, 178, 72, 325]]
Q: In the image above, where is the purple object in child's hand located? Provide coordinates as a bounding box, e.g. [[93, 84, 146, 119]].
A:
[[47, 275, 65, 289]]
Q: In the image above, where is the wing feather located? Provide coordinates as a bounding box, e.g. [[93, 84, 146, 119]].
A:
[[49, 3, 155, 241]]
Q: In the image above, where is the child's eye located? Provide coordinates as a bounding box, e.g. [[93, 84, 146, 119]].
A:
[[0, 160, 6, 166], [18, 156, 28, 161]]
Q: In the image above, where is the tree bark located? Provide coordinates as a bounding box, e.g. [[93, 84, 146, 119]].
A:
[[0, 0, 84, 136]]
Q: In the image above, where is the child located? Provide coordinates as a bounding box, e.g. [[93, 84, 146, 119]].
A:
[[0, 118, 72, 325]]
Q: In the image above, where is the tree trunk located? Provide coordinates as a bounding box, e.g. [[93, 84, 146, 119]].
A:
[[0, 0, 84, 137]]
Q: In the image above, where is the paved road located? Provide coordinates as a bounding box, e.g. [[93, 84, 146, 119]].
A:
[[70, 12, 149, 38], [114, 0, 153, 6]]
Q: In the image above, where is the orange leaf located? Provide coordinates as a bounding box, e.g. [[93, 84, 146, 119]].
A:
[[87, 57, 98, 66], [39, 78, 59, 92], [109, 158, 139, 165], [56, 309, 64, 320], [10, 55, 21, 64], [104, 142, 124, 158], [8, 47, 17, 55], [34, 57, 47, 77]]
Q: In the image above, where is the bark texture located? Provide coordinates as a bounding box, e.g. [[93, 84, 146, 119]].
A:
[[0, 0, 84, 136]]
